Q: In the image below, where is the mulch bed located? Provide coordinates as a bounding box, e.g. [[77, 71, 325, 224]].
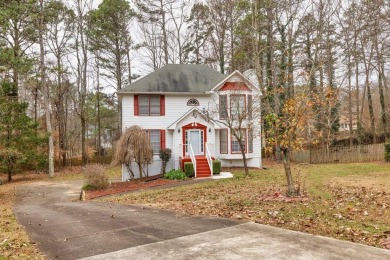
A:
[[85, 178, 178, 200]]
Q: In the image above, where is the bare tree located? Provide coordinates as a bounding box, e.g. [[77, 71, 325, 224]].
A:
[[45, 0, 75, 166], [38, 0, 54, 177], [73, 0, 92, 164], [207, 87, 261, 175]]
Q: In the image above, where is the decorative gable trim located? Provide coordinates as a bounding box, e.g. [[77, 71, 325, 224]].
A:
[[219, 82, 251, 91], [167, 107, 205, 130], [210, 70, 261, 93]]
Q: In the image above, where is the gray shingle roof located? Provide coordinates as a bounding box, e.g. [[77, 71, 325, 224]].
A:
[[118, 64, 226, 93]]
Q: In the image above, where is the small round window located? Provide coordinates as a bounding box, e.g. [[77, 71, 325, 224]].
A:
[[187, 98, 199, 106]]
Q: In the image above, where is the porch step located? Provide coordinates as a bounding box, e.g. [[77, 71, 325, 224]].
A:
[[196, 157, 211, 178]]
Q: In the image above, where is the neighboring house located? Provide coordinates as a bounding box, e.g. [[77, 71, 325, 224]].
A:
[[338, 116, 357, 132], [117, 64, 262, 180]]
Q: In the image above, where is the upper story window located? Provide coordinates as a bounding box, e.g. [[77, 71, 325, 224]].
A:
[[134, 95, 165, 116], [219, 94, 252, 120], [230, 94, 246, 119], [187, 98, 199, 106], [219, 95, 228, 119]]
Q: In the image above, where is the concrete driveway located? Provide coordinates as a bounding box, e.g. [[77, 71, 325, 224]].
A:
[[14, 181, 390, 260]]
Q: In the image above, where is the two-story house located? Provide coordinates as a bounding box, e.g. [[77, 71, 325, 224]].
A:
[[117, 64, 262, 181]]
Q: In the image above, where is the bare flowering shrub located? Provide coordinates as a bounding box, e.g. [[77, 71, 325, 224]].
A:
[[83, 164, 110, 190]]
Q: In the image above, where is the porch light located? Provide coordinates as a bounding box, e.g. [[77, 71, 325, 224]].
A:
[[178, 128, 180, 133], [209, 128, 211, 133]]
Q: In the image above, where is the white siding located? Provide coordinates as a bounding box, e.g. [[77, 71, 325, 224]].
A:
[[122, 159, 174, 181], [121, 94, 215, 175], [120, 72, 263, 180], [122, 95, 211, 130]]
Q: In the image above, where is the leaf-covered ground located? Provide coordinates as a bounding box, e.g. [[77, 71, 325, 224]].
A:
[[0, 165, 121, 259], [102, 161, 390, 249], [0, 181, 43, 259]]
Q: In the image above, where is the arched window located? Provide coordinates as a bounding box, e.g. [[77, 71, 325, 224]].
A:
[[187, 98, 199, 106]]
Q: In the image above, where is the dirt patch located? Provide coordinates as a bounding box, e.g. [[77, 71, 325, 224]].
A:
[[330, 171, 390, 192], [85, 178, 178, 200]]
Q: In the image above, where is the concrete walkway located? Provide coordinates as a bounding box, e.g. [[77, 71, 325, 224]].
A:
[[14, 180, 390, 260], [83, 223, 390, 260]]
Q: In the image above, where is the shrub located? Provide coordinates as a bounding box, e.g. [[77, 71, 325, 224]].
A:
[[385, 143, 390, 162], [0, 148, 25, 181], [159, 148, 172, 174], [164, 169, 187, 180], [213, 160, 221, 174], [184, 162, 195, 177], [83, 164, 110, 190]]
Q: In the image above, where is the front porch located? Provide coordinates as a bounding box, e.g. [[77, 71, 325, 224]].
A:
[[179, 156, 212, 178]]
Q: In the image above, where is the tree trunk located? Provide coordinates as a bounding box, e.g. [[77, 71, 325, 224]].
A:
[[115, 39, 123, 135], [160, 0, 169, 65], [79, 3, 88, 165], [241, 146, 249, 175], [7, 167, 12, 182], [40, 0, 54, 177], [347, 54, 353, 146], [281, 149, 296, 196]]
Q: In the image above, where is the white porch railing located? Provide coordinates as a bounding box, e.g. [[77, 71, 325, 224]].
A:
[[205, 142, 213, 175], [188, 142, 197, 178]]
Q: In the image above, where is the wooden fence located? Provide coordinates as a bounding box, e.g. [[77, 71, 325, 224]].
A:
[[55, 155, 113, 167], [290, 143, 385, 164]]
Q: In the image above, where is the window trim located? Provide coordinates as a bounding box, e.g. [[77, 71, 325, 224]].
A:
[[138, 95, 163, 116], [219, 95, 228, 120], [248, 95, 253, 120], [187, 98, 200, 106], [230, 129, 246, 154], [220, 129, 228, 154], [248, 128, 253, 153], [230, 94, 246, 120], [144, 129, 163, 155]]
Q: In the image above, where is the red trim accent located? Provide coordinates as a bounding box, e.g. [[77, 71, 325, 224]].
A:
[[161, 130, 166, 149], [219, 82, 251, 91], [160, 95, 165, 116], [180, 157, 192, 171], [181, 123, 207, 157], [134, 95, 139, 115]]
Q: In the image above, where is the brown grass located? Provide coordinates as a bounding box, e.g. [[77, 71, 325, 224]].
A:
[[0, 180, 44, 259], [0, 165, 121, 259], [101, 161, 390, 249]]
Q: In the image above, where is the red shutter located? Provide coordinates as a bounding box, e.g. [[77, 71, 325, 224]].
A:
[[160, 130, 166, 149], [134, 95, 139, 116], [160, 95, 165, 116]]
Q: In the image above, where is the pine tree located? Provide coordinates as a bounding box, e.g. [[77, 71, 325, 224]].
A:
[[0, 80, 46, 181]]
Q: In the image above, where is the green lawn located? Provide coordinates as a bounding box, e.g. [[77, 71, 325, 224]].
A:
[[102, 161, 390, 248]]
